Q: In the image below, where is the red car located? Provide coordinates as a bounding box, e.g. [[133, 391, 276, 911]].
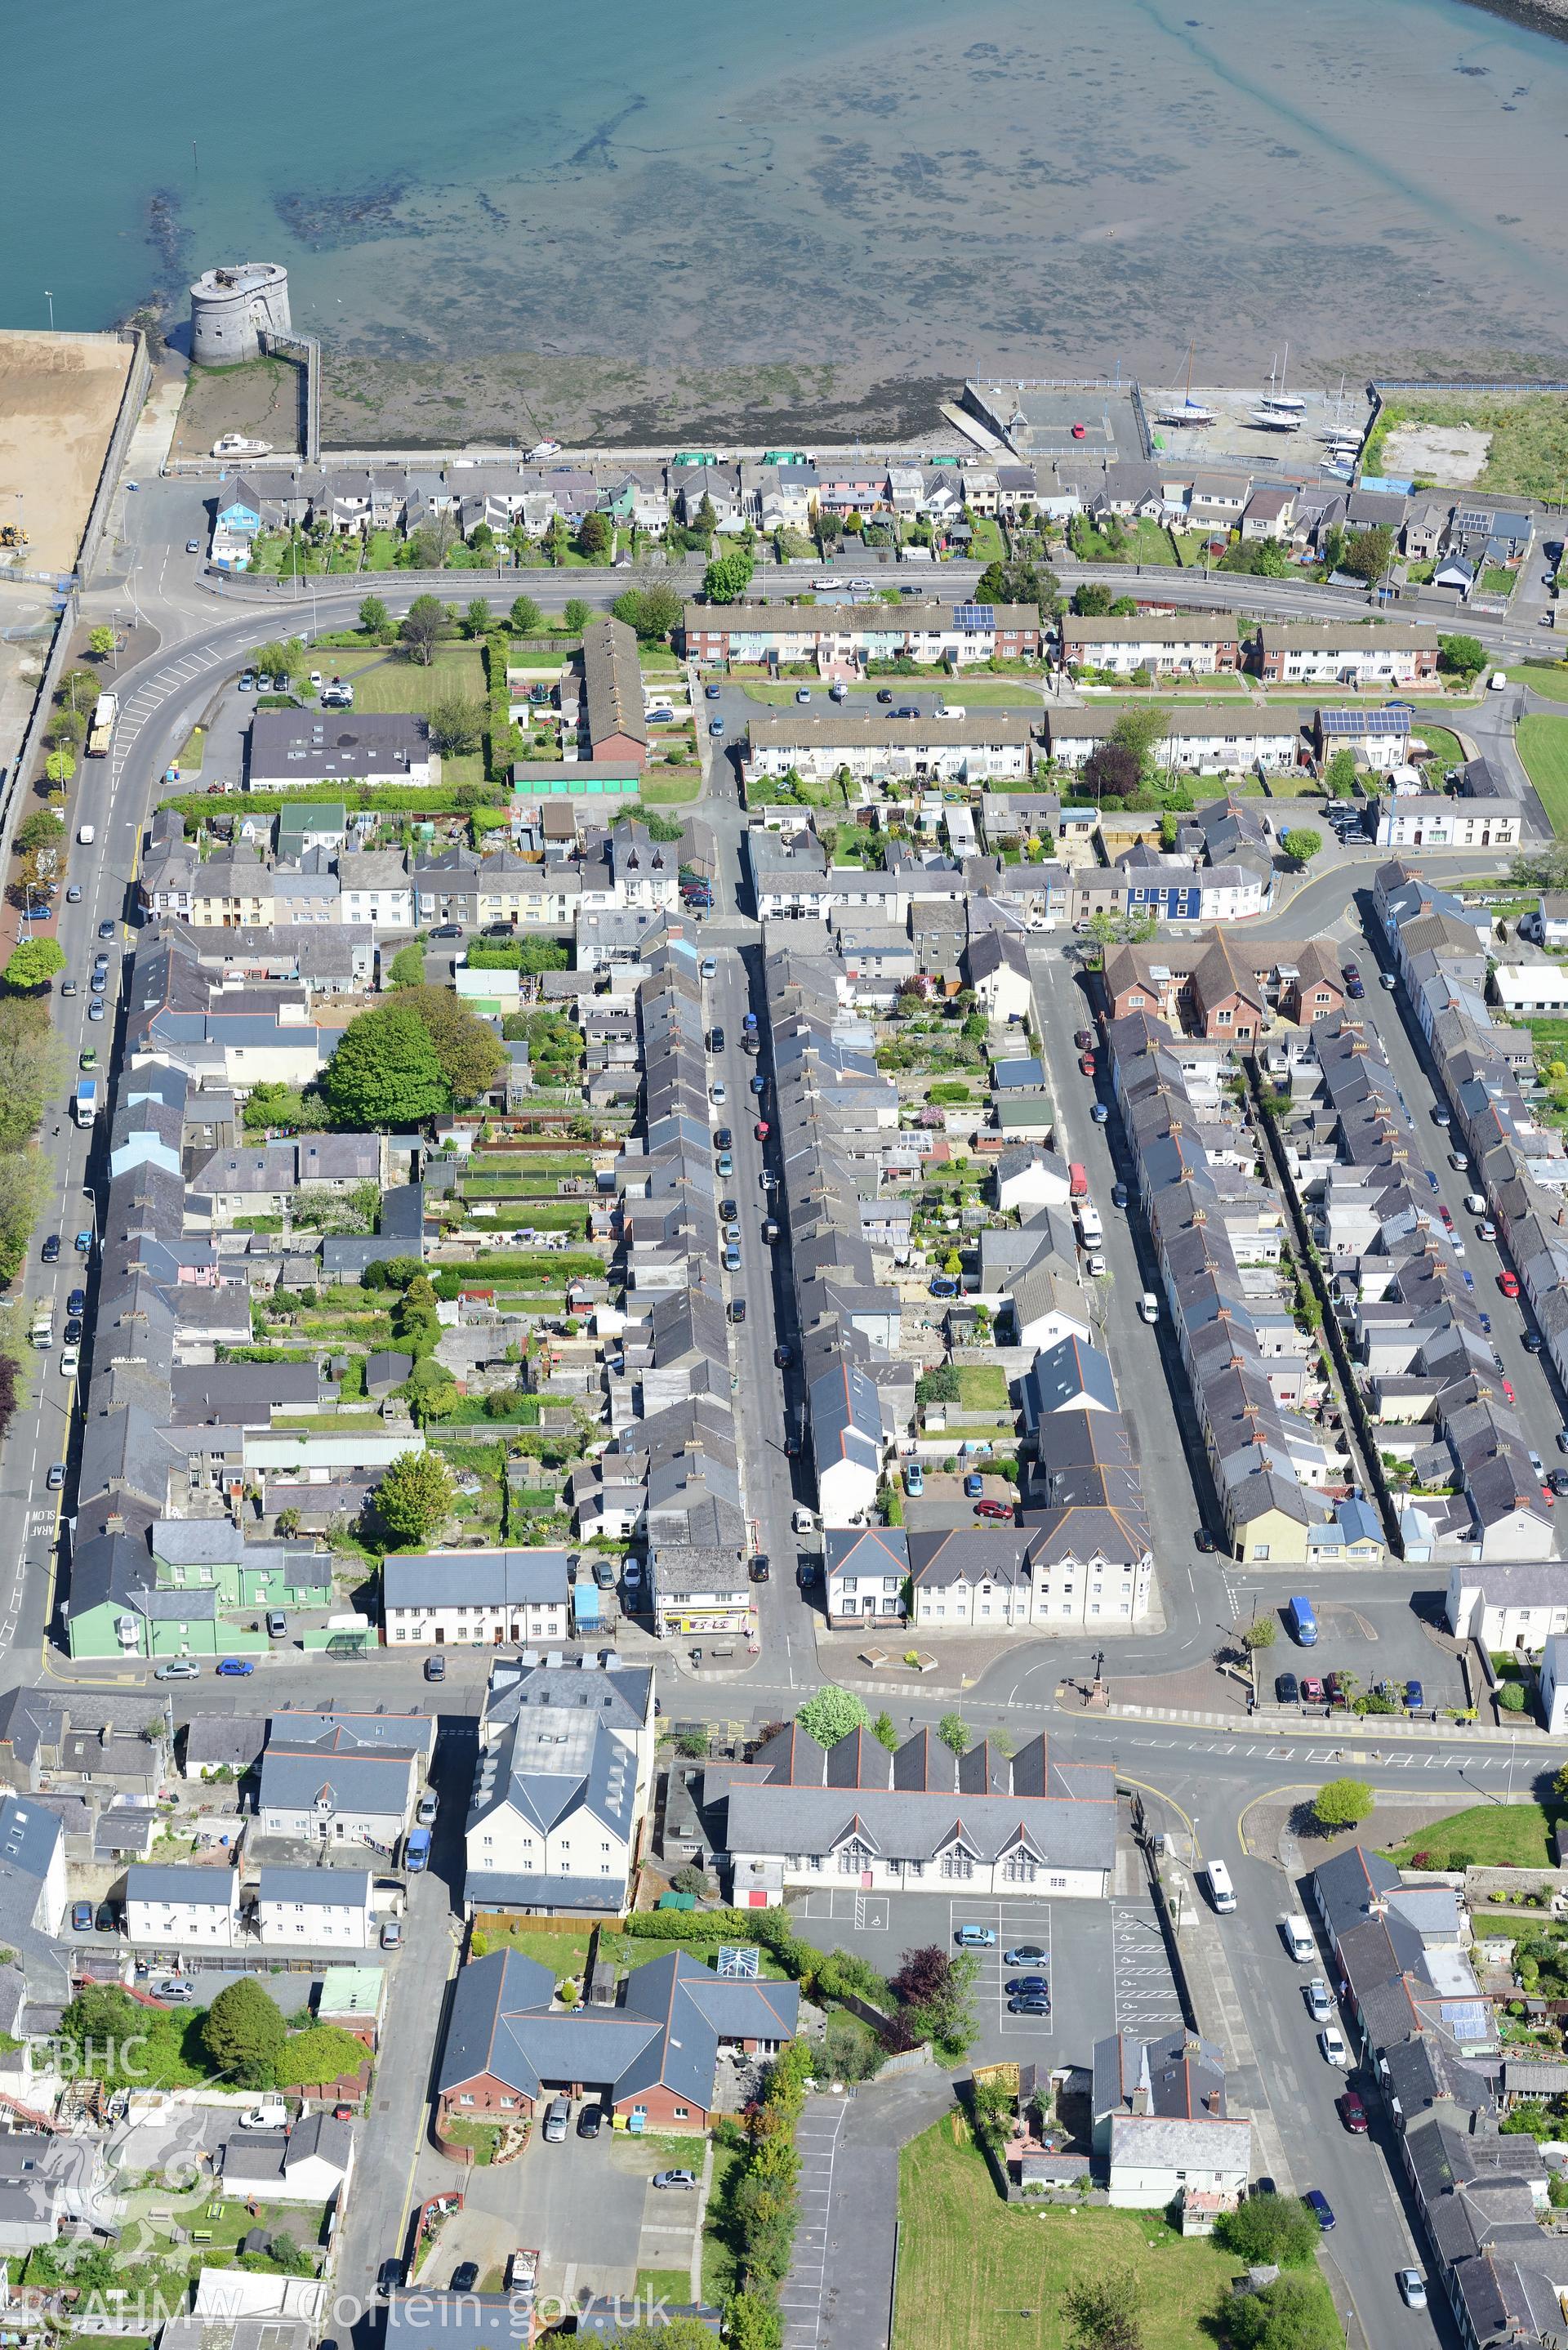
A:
[[1544, 1485, 1557, 1507], [974, 1499, 1011, 1520], [1339, 2089, 1369, 2134], [1301, 1674, 1325, 1705], [755, 1120, 769, 1139], [1501, 1379, 1517, 1405], [1079, 1053, 1097, 1077], [1499, 1270, 1521, 1297]]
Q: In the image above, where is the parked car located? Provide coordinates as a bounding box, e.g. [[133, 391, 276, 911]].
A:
[[1006, 1975, 1049, 1995], [41, 1234, 60, 1264], [577, 2104, 603, 2138], [1396, 2271, 1427, 2308], [956, 1924, 997, 1947], [1305, 2190, 1336, 2231], [1301, 1674, 1325, 1705], [46, 1463, 65, 1491], [239, 2106, 287, 2130], [774, 1344, 792, 1367], [1305, 1978, 1331, 2021], [152, 1979, 194, 2003], [216, 1657, 255, 1676], [1091, 1103, 1109, 1124], [154, 1658, 201, 1681], [1111, 1183, 1129, 1208], [380, 1919, 403, 1950], [543, 2099, 570, 2143], [1404, 1679, 1425, 1710], [1339, 2089, 1369, 2134], [975, 1499, 1010, 1519], [424, 1653, 446, 1682], [1499, 1270, 1521, 1296], [450, 2265, 479, 2294], [1008, 1994, 1050, 2014], [416, 1791, 439, 1827], [1004, 1944, 1047, 1965], [1275, 1672, 1300, 1705], [71, 1901, 94, 1932], [653, 2169, 697, 2189], [1195, 1527, 1216, 1552], [1079, 1052, 1096, 1076], [1318, 2026, 1349, 2067]]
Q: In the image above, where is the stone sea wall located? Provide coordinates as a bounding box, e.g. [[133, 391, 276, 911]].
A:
[[1464, 0, 1568, 39]]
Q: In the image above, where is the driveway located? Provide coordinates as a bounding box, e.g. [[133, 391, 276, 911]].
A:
[[479, 2121, 703, 2305]]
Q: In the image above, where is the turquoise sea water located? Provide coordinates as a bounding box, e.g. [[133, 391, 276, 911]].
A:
[[9, 0, 1568, 375]]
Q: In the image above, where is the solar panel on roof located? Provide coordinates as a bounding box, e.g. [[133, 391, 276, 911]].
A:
[[952, 603, 996, 629]]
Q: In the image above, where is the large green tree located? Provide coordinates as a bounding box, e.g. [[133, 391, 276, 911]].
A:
[[322, 1004, 451, 1126], [398, 985, 506, 1101], [373, 1448, 456, 1547], [3, 938, 65, 990], [1323, 747, 1359, 800], [428, 693, 485, 756], [509, 594, 543, 636], [203, 1978, 287, 2089], [1062, 2265, 1144, 2350], [1225, 2271, 1342, 2350], [612, 583, 683, 642], [1214, 2192, 1321, 2269], [1282, 827, 1322, 866], [577, 511, 612, 560], [359, 594, 391, 641], [399, 595, 447, 666], [0, 1148, 52, 1284], [1440, 632, 1486, 680], [1313, 1777, 1374, 1834], [0, 995, 61, 1146], [702, 551, 755, 604], [1340, 526, 1395, 584], [1111, 704, 1173, 774], [795, 1686, 870, 1746]]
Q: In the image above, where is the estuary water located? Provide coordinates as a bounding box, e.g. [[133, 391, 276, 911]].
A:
[[10, 0, 1568, 380]]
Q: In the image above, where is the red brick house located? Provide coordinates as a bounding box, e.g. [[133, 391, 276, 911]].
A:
[[437, 1946, 799, 2134], [1102, 938, 1343, 1039], [577, 616, 648, 767]]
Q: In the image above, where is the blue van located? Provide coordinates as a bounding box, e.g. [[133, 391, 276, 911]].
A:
[[405, 1826, 432, 1873], [1286, 1596, 1318, 1647]]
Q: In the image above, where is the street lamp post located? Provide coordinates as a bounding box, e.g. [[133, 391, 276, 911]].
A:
[[44, 290, 54, 332]]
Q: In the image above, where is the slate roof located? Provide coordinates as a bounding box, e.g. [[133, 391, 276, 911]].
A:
[[438, 1946, 799, 2108]]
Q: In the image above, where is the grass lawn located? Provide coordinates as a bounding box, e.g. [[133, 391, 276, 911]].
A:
[[894, 2116, 1238, 2350], [968, 517, 1007, 564], [1523, 1017, 1568, 1062], [1521, 662, 1568, 704], [639, 772, 703, 804], [470, 1922, 643, 1973], [1363, 390, 1568, 501], [174, 725, 204, 774], [956, 1365, 1009, 1409], [635, 2269, 694, 2307], [1482, 566, 1518, 596], [1413, 725, 1464, 769], [327, 643, 486, 712], [1384, 1804, 1560, 1871], [1518, 715, 1568, 834]]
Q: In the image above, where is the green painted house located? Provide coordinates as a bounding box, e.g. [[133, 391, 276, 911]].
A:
[[68, 1523, 332, 1661]]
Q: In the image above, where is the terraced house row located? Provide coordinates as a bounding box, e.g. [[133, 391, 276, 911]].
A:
[[1103, 1007, 1384, 1567], [1285, 1012, 1552, 1563]]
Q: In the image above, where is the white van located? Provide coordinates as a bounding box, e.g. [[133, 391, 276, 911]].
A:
[[792, 1505, 817, 1535], [1490, 671, 1508, 691], [77, 823, 96, 845], [1282, 1912, 1315, 1962], [1206, 1859, 1236, 1913]]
